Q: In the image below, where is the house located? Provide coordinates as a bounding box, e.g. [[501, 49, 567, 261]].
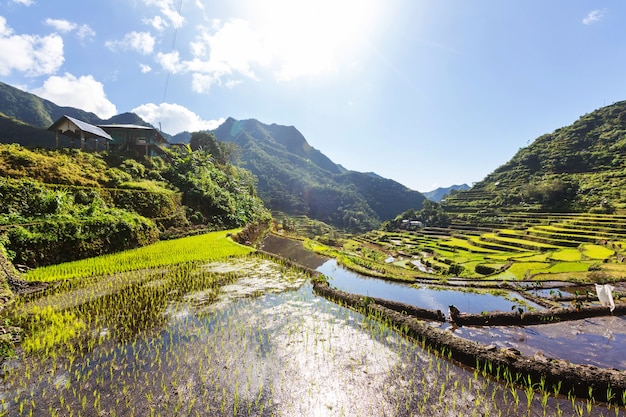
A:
[[98, 124, 169, 157], [48, 115, 169, 157], [400, 219, 423, 231], [47, 115, 113, 151]]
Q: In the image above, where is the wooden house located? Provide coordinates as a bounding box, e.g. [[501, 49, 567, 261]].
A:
[[47, 115, 113, 151], [98, 124, 169, 157], [48, 115, 169, 157]]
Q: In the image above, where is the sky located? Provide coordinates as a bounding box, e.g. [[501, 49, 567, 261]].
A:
[[0, 1, 625, 192]]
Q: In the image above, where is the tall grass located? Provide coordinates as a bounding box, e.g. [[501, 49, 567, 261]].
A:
[[24, 229, 253, 282]]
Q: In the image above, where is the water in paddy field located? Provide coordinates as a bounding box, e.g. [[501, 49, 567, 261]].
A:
[[317, 258, 543, 314], [315, 258, 626, 369], [0, 257, 620, 416]]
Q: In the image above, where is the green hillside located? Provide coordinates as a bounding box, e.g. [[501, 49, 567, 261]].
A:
[[0, 144, 269, 268], [213, 117, 426, 230], [340, 101, 626, 283], [444, 100, 626, 216]]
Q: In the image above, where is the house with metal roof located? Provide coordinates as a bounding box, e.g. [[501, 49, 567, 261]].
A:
[[47, 115, 113, 151], [97, 124, 169, 157], [48, 115, 169, 157]]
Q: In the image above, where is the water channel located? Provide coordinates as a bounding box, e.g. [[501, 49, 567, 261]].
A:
[[0, 235, 621, 416], [263, 234, 626, 370]]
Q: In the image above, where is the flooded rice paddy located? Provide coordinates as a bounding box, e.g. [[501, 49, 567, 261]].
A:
[[316, 256, 626, 371], [0, 255, 623, 416], [317, 259, 544, 314]]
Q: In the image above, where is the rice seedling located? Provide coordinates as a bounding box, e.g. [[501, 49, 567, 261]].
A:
[[1, 243, 619, 416]]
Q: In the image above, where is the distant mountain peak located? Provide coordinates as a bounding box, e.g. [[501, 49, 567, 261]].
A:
[[423, 184, 470, 202]]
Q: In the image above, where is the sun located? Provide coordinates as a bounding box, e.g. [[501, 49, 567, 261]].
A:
[[242, 0, 386, 80]]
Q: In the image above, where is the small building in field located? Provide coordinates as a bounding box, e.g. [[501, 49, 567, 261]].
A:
[[47, 115, 113, 151], [47, 115, 169, 157], [98, 124, 169, 157]]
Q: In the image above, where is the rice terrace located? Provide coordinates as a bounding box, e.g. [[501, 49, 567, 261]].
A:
[[0, 215, 625, 416], [2, 61, 626, 415]]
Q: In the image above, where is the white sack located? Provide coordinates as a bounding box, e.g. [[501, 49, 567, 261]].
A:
[[595, 284, 615, 312]]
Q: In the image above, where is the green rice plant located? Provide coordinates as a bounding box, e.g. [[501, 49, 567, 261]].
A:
[[502, 262, 551, 280], [582, 244, 615, 260], [24, 229, 252, 282], [549, 248, 582, 261], [21, 306, 85, 356], [544, 262, 591, 273]]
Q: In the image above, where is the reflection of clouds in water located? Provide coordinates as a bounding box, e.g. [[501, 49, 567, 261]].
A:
[[253, 292, 400, 416]]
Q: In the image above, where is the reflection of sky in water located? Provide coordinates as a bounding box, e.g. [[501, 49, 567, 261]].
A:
[[1, 258, 595, 416], [317, 259, 541, 314], [457, 316, 626, 369]]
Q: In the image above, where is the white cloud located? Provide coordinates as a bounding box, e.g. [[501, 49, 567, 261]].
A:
[[0, 16, 64, 76], [10, 0, 33, 5], [583, 9, 606, 25], [76, 24, 96, 41], [44, 18, 77, 33], [155, 0, 382, 93], [32, 73, 118, 119], [144, 15, 167, 31], [131, 102, 224, 134], [157, 19, 268, 93], [106, 31, 155, 55], [143, 0, 184, 29], [43, 19, 94, 42], [156, 50, 184, 73], [139, 63, 152, 73]]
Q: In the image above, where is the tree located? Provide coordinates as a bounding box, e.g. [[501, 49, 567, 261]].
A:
[[189, 131, 240, 166], [189, 132, 224, 164]]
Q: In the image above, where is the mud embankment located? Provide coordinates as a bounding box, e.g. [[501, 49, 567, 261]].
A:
[[313, 280, 626, 404], [450, 303, 626, 326]]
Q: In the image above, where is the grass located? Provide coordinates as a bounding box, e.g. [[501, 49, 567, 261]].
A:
[[544, 262, 591, 273], [24, 229, 253, 282]]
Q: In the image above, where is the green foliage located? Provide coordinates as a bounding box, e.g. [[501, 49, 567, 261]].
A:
[[24, 229, 252, 282], [6, 211, 159, 267], [0, 143, 269, 267], [385, 200, 449, 230], [213, 118, 425, 231], [162, 146, 270, 229]]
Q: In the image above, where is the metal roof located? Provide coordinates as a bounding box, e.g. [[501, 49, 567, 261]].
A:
[[97, 124, 155, 130], [48, 115, 113, 141], [98, 124, 169, 144]]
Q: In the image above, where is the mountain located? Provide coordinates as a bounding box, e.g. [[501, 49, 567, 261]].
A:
[[0, 81, 155, 147], [0, 82, 425, 230], [212, 118, 425, 230], [443, 100, 626, 214], [423, 184, 470, 202]]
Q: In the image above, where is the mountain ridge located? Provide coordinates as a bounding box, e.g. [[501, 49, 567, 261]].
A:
[[444, 100, 626, 214], [423, 184, 470, 202], [0, 81, 425, 231], [212, 117, 426, 229]]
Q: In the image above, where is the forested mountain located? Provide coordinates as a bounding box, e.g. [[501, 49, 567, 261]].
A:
[[0, 81, 154, 147], [212, 118, 425, 230], [444, 100, 626, 214], [0, 82, 425, 231]]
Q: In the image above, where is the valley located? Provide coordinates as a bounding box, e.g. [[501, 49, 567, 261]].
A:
[[0, 82, 625, 415]]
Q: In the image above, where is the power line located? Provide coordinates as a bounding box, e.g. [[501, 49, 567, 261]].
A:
[[162, 0, 184, 104]]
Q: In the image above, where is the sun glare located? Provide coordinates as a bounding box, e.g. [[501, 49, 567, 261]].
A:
[[244, 0, 384, 80]]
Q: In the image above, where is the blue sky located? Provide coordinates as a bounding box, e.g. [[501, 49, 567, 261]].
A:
[[0, 1, 624, 192]]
